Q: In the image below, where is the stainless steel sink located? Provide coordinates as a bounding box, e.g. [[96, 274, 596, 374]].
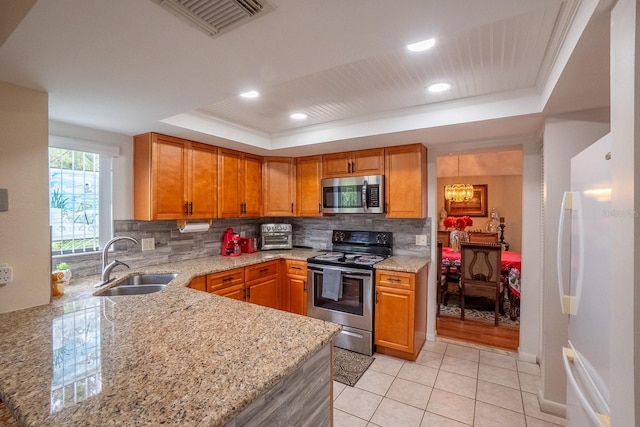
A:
[[95, 273, 178, 296]]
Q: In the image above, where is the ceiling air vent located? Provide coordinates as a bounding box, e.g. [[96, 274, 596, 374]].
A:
[[154, 0, 274, 38]]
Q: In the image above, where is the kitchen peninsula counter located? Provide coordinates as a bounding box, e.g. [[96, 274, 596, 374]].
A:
[[0, 250, 340, 426]]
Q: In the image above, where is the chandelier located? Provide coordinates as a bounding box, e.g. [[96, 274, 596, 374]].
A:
[[444, 183, 474, 202], [444, 156, 474, 202]]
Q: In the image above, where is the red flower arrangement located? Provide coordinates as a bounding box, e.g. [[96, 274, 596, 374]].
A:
[[443, 215, 473, 231]]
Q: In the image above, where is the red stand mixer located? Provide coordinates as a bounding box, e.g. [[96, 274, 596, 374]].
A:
[[221, 228, 241, 256]]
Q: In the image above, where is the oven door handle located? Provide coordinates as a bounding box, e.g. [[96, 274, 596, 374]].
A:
[[308, 266, 371, 277]]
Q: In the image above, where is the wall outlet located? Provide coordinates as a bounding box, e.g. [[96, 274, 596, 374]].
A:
[[141, 238, 155, 251], [0, 266, 13, 284], [415, 235, 428, 246]]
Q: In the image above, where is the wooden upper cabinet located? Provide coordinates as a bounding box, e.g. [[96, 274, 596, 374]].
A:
[[322, 148, 384, 178], [263, 157, 296, 216], [242, 153, 263, 217], [296, 155, 323, 217], [384, 144, 427, 218], [188, 142, 217, 218], [218, 148, 263, 217], [133, 132, 216, 220]]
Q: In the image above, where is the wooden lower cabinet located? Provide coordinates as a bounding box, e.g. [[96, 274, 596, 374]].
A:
[[188, 275, 207, 291], [246, 276, 279, 308], [285, 260, 307, 315], [192, 260, 306, 314], [245, 260, 279, 309], [374, 265, 428, 361], [206, 268, 245, 297]]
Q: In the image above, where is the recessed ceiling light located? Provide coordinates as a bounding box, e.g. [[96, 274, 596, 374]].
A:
[[407, 38, 435, 52], [240, 90, 259, 98], [427, 82, 451, 93], [290, 113, 307, 120]]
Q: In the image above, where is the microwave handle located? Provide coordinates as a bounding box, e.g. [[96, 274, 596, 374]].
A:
[[362, 179, 368, 212]]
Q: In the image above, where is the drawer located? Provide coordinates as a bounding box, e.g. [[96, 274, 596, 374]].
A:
[[245, 260, 279, 282], [285, 260, 307, 276], [376, 269, 415, 291], [206, 268, 244, 293]]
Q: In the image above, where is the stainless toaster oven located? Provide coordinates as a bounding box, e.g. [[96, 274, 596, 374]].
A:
[[260, 223, 293, 250]]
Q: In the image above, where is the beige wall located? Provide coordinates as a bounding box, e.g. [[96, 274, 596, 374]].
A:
[[436, 175, 523, 252], [0, 81, 51, 313]]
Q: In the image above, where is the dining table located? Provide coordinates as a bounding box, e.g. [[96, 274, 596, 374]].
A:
[[441, 246, 522, 320]]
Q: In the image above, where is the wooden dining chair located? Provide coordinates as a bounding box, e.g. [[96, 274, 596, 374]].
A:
[[439, 249, 461, 310], [468, 232, 499, 244], [437, 230, 451, 247], [459, 242, 502, 326]]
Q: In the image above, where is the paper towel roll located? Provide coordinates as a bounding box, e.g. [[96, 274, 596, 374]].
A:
[[178, 222, 210, 233]]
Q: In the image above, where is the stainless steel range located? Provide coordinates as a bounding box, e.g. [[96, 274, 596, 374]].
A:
[[307, 230, 392, 355]]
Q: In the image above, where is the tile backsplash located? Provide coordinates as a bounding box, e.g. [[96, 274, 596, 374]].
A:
[[55, 215, 431, 278]]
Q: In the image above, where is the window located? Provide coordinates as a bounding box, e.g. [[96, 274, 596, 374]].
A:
[[49, 141, 113, 255]]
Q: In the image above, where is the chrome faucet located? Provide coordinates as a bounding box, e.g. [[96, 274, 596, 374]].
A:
[[96, 236, 139, 286]]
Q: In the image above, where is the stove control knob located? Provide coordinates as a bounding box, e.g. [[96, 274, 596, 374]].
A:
[[377, 233, 388, 244], [335, 231, 345, 242]]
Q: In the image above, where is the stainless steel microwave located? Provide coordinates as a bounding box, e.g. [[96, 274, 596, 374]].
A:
[[321, 175, 384, 214]]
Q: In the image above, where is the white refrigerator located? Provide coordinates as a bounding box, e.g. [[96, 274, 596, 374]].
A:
[[558, 133, 611, 427]]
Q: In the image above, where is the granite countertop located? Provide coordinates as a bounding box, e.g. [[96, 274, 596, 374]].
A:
[[375, 255, 430, 273], [0, 249, 428, 426]]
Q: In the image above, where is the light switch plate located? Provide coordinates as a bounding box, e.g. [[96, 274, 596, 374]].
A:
[[141, 238, 155, 251], [415, 235, 427, 246]]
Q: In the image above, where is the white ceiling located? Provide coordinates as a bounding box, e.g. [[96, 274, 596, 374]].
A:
[[0, 0, 611, 156]]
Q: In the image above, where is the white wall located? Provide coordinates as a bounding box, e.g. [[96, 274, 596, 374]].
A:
[[518, 138, 542, 363], [609, 0, 638, 424], [540, 117, 609, 413], [0, 81, 50, 313]]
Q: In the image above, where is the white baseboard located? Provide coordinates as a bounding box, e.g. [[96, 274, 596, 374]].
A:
[[538, 391, 567, 418], [518, 349, 538, 363]]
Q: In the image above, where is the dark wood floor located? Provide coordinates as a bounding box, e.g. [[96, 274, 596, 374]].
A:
[[436, 314, 519, 351]]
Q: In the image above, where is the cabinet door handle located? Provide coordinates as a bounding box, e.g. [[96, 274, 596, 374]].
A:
[[347, 161, 351, 174], [291, 203, 294, 214], [184, 202, 189, 216], [303, 280, 306, 292], [189, 202, 193, 215], [246, 287, 251, 300], [318, 203, 322, 214], [375, 291, 379, 303]]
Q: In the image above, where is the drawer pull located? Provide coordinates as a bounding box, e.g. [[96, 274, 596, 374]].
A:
[[223, 277, 234, 282], [388, 277, 401, 282], [259, 268, 269, 273]]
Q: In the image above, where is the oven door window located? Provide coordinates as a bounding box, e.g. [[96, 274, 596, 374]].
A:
[[313, 272, 364, 316]]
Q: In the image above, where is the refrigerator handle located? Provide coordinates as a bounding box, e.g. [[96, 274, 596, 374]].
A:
[[557, 191, 584, 315], [562, 347, 611, 427]]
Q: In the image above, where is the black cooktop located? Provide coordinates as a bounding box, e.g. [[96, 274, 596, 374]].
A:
[[307, 230, 393, 269]]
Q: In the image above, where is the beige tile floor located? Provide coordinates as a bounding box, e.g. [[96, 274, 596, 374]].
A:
[[333, 339, 566, 427]]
